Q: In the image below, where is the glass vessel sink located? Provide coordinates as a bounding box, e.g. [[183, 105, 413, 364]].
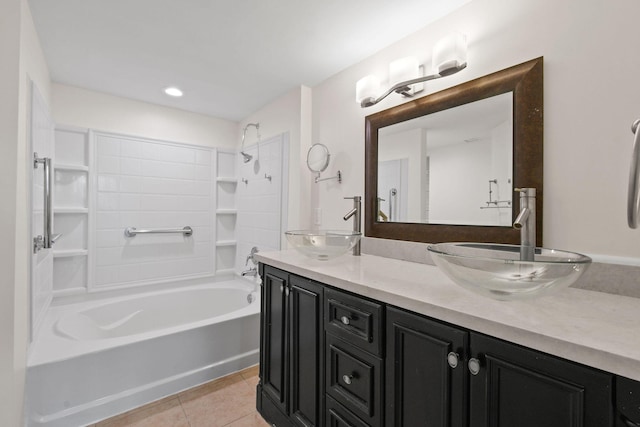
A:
[[427, 243, 592, 300], [285, 230, 361, 260]]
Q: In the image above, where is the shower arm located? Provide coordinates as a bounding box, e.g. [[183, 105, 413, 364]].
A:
[[240, 123, 260, 162]]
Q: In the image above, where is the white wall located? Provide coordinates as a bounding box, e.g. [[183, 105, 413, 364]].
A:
[[240, 86, 313, 245], [312, 0, 640, 261], [1, 0, 51, 424], [52, 83, 238, 149]]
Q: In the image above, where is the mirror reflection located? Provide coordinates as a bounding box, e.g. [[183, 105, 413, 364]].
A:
[[377, 92, 513, 226]]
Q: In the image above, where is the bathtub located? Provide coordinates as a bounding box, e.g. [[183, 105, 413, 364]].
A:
[[25, 278, 260, 427]]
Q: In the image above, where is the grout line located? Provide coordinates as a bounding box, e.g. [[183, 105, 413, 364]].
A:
[[177, 396, 192, 427]]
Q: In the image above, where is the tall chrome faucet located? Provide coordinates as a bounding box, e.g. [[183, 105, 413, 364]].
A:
[[343, 196, 361, 256], [513, 188, 536, 261]]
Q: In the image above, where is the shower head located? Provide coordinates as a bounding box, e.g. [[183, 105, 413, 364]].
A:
[[240, 123, 260, 163]]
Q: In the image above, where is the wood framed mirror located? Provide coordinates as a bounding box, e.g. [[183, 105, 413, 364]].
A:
[[364, 57, 543, 244]]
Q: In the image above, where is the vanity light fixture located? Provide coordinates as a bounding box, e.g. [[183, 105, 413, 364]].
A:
[[164, 86, 183, 97], [356, 32, 467, 108]]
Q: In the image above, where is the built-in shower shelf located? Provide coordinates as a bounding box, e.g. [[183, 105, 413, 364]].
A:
[[54, 207, 89, 214], [216, 177, 238, 184], [55, 163, 89, 172], [53, 249, 88, 258], [216, 240, 237, 247], [216, 209, 237, 215]]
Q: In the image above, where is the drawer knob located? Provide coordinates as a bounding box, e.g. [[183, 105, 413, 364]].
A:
[[340, 316, 351, 325], [468, 358, 481, 375], [342, 374, 353, 385], [447, 352, 459, 369]]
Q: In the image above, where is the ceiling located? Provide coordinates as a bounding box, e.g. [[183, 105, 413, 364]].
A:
[[28, 0, 471, 121]]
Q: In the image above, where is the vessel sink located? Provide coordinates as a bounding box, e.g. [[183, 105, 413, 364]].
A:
[[285, 230, 361, 260], [427, 242, 592, 300]]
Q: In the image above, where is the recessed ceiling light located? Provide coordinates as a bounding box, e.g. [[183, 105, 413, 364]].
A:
[[164, 87, 183, 97]]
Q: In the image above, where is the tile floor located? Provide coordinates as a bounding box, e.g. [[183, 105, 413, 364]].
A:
[[91, 365, 269, 427]]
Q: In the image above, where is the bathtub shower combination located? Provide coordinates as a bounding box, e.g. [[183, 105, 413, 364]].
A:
[[26, 121, 288, 426], [26, 278, 260, 427]]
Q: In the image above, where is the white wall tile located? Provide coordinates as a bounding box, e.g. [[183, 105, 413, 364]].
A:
[[97, 155, 120, 174], [98, 174, 119, 192], [94, 135, 216, 288]]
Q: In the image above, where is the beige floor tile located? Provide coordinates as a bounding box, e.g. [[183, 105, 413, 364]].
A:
[[179, 374, 256, 427], [96, 397, 188, 427], [224, 412, 270, 427]]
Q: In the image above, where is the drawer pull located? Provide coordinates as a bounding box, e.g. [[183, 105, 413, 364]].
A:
[[342, 374, 353, 385], [340, 316, 351, 325], [447, 352, 459, 369], [468, 358, 481, 375]]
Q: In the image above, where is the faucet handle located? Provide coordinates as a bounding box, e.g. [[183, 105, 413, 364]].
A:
[[344, 196, 361, 201], [514, 188, 536, 197]]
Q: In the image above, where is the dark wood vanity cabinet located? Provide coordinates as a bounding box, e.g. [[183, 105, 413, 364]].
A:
[[258, 264, 620, 427], [258, 265, 325, 427], [468, 333, 614, 427], [385, 307, 468, 427]]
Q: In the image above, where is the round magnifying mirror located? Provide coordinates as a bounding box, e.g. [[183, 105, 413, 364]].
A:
[[307, 143, 330, 173]]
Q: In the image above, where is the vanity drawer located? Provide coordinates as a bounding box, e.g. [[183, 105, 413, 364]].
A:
[[326, 395, 370, 427], [325, 288, 383, 356], [326, 334, 382, 427]]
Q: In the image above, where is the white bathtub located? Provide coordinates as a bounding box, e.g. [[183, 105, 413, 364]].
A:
[[25, 278, 260, 427]]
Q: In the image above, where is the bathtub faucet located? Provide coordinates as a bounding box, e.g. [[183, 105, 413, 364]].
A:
[[242, 246, 259, 276], [242, 267, 257, 277]]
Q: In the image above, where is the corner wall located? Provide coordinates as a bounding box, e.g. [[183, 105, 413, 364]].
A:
[[0, 0, 52, 424], [240, 85, 313, 245]]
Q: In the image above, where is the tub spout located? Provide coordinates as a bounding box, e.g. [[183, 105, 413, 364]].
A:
[[242, 267, 257, 277]]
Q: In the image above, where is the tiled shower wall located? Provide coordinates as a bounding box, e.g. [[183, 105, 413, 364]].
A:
[[235, 133, 288, 273], [94, 133, 215, 288]]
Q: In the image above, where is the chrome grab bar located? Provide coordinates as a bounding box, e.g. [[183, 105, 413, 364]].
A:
[[33, 153, 59, 253], [124, 226, 193, 237], [628, 119, 640, 228]]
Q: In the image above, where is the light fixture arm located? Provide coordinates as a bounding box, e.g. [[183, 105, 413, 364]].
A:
[[360, 63, 467, 108]]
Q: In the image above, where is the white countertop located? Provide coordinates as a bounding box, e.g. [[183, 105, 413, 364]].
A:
[[256, 249, 640, 381]]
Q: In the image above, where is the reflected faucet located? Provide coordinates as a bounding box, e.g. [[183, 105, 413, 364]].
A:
[[513, 188, 536, 261], [343, 196, 361, 256]]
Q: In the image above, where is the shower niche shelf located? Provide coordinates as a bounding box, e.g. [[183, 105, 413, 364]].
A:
[[51, 126, 91, 295], [55, 163, 89, 172], [216, 240, 237, 247], [216, 209, 238, 215], [216, 177, 238, 184], [215, 149, 238, 275]]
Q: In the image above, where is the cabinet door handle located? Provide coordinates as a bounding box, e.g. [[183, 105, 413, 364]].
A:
[[468, 357, 481, 375], [342, 374, 353, 385], [340, 315, 351, 325], [447, 352, 459, 369], [285, 286, 290, 297], [280, 284, 284, 293]]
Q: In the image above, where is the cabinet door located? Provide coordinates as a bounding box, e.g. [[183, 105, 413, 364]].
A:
[[469, 333, 614, 427], [261, 266, 289, 414], [386, 307, 468, 427], [289, 275, 324, 427]]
